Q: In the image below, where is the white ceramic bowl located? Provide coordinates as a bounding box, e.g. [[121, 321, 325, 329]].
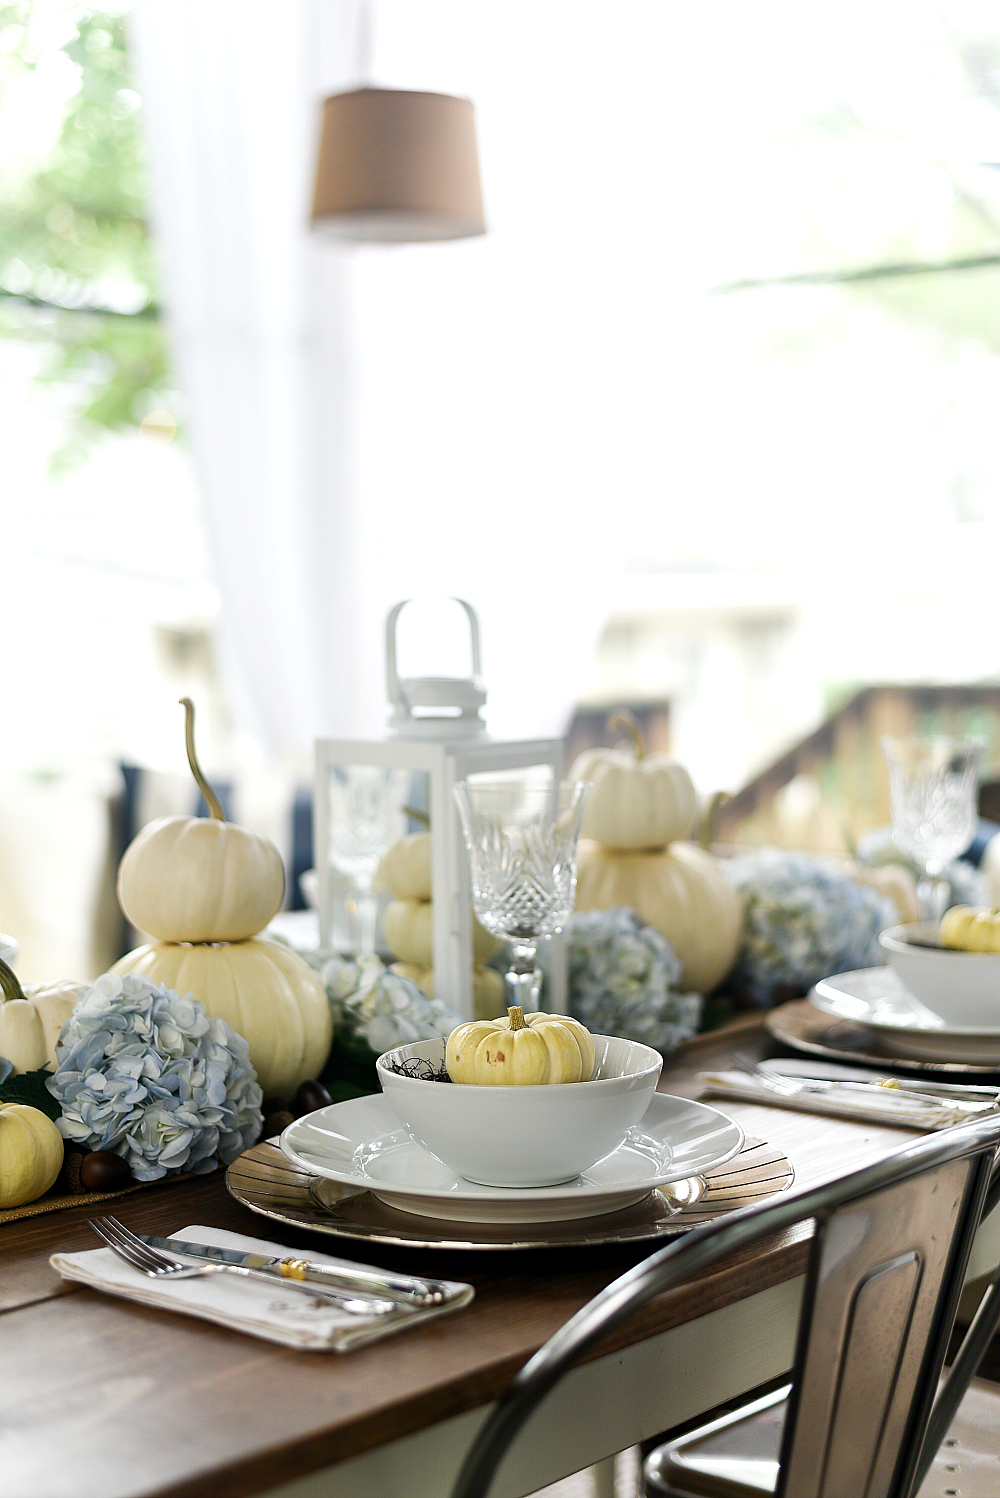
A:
[[879, 923, 1000, 1028], [376, 1034, 662, 1188]]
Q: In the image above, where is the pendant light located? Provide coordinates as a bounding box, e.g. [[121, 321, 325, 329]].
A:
[[311, 86, 486, 243]]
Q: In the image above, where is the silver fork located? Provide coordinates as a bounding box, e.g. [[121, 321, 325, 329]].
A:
[[89, 1217, 399, 1316], [729, 1055, 998, 1112]]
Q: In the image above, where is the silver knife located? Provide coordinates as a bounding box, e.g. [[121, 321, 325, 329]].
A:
[[136, 1234, 449, 1306]]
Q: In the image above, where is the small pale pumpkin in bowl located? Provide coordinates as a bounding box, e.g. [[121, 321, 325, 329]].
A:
[[376, 1021, 662, 1188], [0, 959, 82, 1075], [117, 698, 285, 943], [445, 1006, 595, 1085], [940, 906, 1000, 954]]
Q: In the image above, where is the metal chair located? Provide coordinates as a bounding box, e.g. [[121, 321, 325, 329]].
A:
[[449, 1115, 1000, 1498]]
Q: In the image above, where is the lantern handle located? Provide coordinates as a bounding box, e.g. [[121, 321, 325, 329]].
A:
[[385, 598, 483, 710]]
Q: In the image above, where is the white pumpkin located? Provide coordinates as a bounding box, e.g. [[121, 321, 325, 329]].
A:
[[0, 960, 82, 1075], [843, 860, 921, 925], [118, 816, 285, 943], [446, 1007, 596, 1085], [111, 937, 332, 1099], [574, 840, 740, 993], [570, 712, 697, 850], [116, 697, 286, 943], [383, 899, 500, 967], [375, 834, 432, 901], [390, 961, 506, 1019]]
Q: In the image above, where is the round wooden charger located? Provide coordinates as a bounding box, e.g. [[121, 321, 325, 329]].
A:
[[225, 1136, 793, 1253], [765, 999, 1000, 1079]]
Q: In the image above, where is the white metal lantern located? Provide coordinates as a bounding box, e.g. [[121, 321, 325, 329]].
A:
[[315, 600, 566, 1019]]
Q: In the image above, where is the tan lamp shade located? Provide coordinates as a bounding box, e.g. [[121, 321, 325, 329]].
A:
[[311, 87, 486, 242]]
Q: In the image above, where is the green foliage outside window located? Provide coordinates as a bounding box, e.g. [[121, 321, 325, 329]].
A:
[[0, 1, 171, 468]]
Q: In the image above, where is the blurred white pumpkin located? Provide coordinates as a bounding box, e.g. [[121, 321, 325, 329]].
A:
[[383, 899, 500, 967], [391, 961, 505, 1019], [570, 712, 697, 850], [574, 841, 739, 994], [0, 961, 82, 1075], [111, 937, 331, 1099]]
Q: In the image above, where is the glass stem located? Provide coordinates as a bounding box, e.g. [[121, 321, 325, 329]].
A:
[[917, 865, 949, 927], [506, 940, 540, 1012]]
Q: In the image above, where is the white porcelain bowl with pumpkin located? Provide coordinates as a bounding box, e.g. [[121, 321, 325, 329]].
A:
[[376, 1033, 662, 1188], [879, 923, 1000, 1027]]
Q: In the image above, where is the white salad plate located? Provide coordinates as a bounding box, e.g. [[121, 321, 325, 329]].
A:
[[811, 968, 1000, 1064], [280, 1093, 745, 1224]]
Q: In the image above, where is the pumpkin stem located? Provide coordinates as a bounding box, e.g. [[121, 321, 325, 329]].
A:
[[507, 1005, 527, 1031], [0, 955, 25, 1005], [607, 709, 645, 760], [841, 820, 858, 858], [698, 790, 731, 850], [403, 805, 431, 829], [179, 698, 226, 822]]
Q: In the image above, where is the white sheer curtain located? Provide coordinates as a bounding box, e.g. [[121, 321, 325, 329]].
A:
[[130, 0, 619, 757], [131, 0, 366, 756]]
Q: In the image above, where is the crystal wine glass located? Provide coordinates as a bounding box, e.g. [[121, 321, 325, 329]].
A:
[[880, 736, 982, 926], [453, 777, 591, 1012], [327, 765, 411, 958]]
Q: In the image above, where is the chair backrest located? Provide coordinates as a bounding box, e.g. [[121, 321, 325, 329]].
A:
[[450, 1114, 1000, 1498]]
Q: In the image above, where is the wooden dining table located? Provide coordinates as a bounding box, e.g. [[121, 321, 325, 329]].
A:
[[4, 1019, 998, 1498]]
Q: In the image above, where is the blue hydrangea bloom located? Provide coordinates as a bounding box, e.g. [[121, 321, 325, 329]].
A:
[[725, 849, 897, 1007], [567, 907, 702, 1053], [46, 973, 263, 1181], [296, 949, 462, 1052]]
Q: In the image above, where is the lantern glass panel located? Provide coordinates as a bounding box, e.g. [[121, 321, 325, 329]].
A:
[[323, 762, 425, 957]]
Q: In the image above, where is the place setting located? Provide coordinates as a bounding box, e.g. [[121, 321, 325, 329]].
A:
[[764, 735, 1000, 1084], [228, 772, 792, 1252]]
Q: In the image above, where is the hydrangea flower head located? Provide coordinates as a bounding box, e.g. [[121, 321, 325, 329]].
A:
[[725, 849, 896, 1007], [568, 907, 702, 1053], [46, 972, 263, 1181]]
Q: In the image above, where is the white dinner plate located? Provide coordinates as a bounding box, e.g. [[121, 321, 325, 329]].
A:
[[811, 969, 1000, 1064], [279, 1093, 744, 1224]]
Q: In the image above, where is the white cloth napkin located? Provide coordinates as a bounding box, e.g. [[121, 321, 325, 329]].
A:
[[697, 1072, 998, 1130], [50, 1224, 474, 1352]]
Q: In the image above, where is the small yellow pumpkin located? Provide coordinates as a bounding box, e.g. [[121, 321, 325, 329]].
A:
[[117, 699, 285, 943], [375, 833, 432, 901], [384, 899, 500, 967], [0, 959, 82, 1075], [0, 1102, 64, 1209], [940, 906, 1000, 954], [574, 840, 740, 993], [111, 937, 332, 1099], [570, 711, 697, 850], [446, 1006, 595, 1085], [390, 961, 505, 1019]]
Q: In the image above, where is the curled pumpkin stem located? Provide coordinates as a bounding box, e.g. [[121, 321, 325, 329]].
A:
[[179, 698, 226, 822], [507, 1005, 527, 1031], [699, 790, 732, 850], [607, 708, 645, 760], [0, 956, 25, 1005]]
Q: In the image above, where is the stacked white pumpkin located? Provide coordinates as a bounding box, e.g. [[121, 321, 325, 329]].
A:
[[113, 701, 331, 1099], [375, 831, 506, 1019], [570, 714, 740, 994]]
